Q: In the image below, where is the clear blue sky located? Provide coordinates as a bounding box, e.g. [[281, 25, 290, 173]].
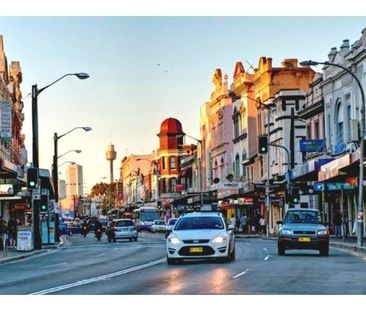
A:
[[0, 16, 365, 192]]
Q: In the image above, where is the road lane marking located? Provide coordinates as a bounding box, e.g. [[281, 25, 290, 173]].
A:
[[43, 262, 68, 269], [264, 255, 272, 261], [28, 258, 166, 295], [232, 269, 249, 279], [262, 248, 268, 251]]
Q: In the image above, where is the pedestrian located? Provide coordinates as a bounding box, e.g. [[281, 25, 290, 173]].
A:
[[333, 208, 342, 238], [259, 215, 266, 235], [240, 214, 248, 234], [0, 216, 7, 251], [7, 217, 16, 248]]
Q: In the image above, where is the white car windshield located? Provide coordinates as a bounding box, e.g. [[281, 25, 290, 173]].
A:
[[175, 216, 224, 230]]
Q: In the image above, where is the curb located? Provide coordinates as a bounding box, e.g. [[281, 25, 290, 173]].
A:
[[330, 241, 366, 254], [0, 237, 64, 264]]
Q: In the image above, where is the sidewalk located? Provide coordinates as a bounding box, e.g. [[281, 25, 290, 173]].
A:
[[236, 233, 366, 254], [0, 236, 64, 264]]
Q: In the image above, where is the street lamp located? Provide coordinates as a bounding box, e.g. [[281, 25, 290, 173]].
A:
[[177, 133, 203, 207], [58, 161, 75, 167], [300, 60, 365, 247], [53, 127, 91, 204], [57, 149, 82, 159], [31, 73, 89, 250]]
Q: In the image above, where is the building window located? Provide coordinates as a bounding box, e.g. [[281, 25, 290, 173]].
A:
[[162, 157, 166, 170], [306, 124, 311, 139], [170, 178, 177, 192], [233, 108, 241, 138], [336, 101, 344, 145], [235, 154, 240, 179], [314, 120, 319, 140], [170, 156, 176, 169]]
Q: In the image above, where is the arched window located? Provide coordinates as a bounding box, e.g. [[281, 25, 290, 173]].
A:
[[233, 107, 241, 138], [335, 100, 344, 145]]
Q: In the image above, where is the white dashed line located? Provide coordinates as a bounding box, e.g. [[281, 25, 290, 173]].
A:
[[232, 269, 249, 279], [29, 258, 166, 295], [264, 255, 272, 261], [262, 248, 268, 251]]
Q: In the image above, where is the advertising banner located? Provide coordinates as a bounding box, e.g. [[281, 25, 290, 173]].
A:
[[17, 226, 33, 251], [0, 100, 12, 142]]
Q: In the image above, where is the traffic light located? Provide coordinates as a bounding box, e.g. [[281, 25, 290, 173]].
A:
[[258, 136, 268, 154], [291, 187, 300, 204], [40, 194, 49, 213], [27, 167, 39, 189]]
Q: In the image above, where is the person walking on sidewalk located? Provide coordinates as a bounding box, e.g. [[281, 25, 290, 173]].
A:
[[259, 215, 266, 235], [333, 208, 343, 238], [240, 214, 248, 234], [0, 217, 7, 251], [7, 217, 16, 248]]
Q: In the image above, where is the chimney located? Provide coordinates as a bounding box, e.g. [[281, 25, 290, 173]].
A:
[[328, 47, 337, 62], [340, 39, 350, 56]]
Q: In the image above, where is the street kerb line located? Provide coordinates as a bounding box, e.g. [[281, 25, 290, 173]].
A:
[[28, 258, 166, 295], [232, 269, 249, 279]]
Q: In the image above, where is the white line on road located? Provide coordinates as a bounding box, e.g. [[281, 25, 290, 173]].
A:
[[28, 258, 166, 295], [262, 248, 268, 251], [264, 255, 272, 261], [232, 269, 249, 279]]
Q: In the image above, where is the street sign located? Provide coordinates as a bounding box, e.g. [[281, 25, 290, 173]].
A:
[[300, 139, 326, 153]]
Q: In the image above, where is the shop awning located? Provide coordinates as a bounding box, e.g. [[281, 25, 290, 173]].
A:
[[318, 153, 351, 182], [291, 157, 333, 182]]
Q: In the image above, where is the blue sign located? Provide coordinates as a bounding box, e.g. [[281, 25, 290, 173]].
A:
[[300, 139, 326, 153], [313, 182, 356, 192]]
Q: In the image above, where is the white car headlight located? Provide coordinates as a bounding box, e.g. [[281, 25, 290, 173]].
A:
[[212, 236, 228, 243], [281, 229, 292, 235], [317, 230, 328, 236], [168, 236, 181, 244]]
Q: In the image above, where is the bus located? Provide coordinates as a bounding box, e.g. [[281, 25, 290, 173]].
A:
[[133, 206, 160, 231]]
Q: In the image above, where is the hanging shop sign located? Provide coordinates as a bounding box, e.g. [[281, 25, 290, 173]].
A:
[[0, 100, 12, 142]]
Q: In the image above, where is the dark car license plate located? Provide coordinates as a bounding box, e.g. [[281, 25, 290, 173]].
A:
[[189, 247, 203, 253]]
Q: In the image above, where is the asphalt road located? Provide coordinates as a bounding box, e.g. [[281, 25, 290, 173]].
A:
[[0, 232, 365, 295]]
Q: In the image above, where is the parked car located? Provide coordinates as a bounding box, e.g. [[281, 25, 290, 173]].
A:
[[151, 220, 167, 233], [166, 212, 235, 264], [114, 219, 138, 241], [165, 218, 178, 238], [277, 208, 329, 256]]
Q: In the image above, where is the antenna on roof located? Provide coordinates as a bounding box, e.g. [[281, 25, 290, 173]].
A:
[[245, 60, 255, 71]]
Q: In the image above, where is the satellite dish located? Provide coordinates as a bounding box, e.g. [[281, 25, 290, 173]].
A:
[[213, 178, 220, 184]]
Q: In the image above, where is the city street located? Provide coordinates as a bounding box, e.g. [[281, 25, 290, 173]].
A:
[[0, 232, 365, 295]]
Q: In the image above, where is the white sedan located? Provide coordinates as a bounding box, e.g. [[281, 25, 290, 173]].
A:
[[150, 220, 167, 233], [166, 212, 235, 264]]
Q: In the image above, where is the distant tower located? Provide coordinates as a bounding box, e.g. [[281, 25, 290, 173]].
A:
[[106, 143, 117, 184]]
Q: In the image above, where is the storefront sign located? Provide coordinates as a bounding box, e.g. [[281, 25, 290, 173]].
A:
[[212, 182, 243, 190], [300, 139, 326, 153], [0, 100, 12, 142], [313, 182, 356, 192], [17, 226, 33, 251]]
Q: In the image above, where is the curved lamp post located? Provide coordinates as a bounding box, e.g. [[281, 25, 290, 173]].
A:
[[31, 73, 89, 250], [300, 60, 364, 247], [176, 133, 203, 207], [53, 127, 92, 204]]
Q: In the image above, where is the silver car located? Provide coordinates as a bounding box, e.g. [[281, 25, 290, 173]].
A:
[[277, 208, 329, 256], [114, 219, 138, 241]]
